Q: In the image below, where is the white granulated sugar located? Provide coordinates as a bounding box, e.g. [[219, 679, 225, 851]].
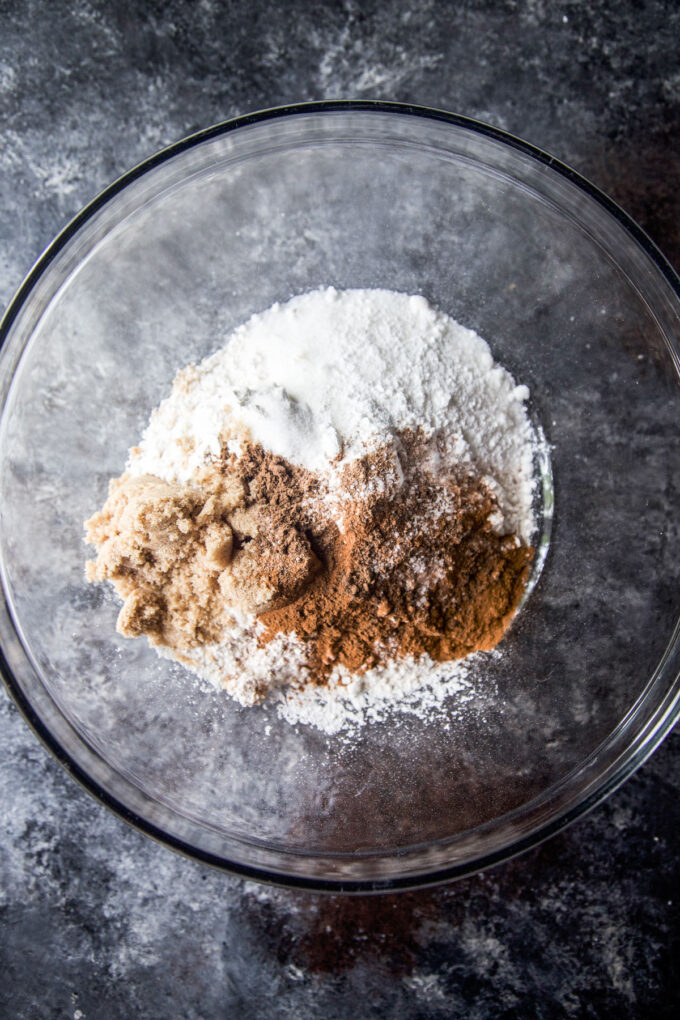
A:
[[125, 288, 538, 734], [129, 287, 536, 542]]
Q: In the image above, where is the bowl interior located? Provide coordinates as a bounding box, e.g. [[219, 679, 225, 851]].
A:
[[1, 108, 679, 886]]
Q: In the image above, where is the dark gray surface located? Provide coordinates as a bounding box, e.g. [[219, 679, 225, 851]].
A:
[[0, 1, 678, 1017]]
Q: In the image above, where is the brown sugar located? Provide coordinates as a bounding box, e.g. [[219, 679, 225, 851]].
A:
[[85, 472, 242, 648]]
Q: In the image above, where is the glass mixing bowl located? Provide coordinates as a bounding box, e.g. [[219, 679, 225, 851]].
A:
[[1, 102, 678, 892]]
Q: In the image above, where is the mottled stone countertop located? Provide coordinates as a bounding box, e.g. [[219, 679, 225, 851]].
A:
[[1, 2, 678, 1017]]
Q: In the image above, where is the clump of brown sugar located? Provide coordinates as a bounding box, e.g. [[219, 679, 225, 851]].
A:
[[84, 452, 323, 650], [85, 429, 533, 688], [85, 472, 242, 648]]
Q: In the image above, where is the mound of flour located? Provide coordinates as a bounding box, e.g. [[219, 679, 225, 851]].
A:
[[115, 287, 538, 734], [129, 288, 536, 543]]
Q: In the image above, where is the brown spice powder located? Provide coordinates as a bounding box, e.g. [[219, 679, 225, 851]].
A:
[[254, 430, 533, 680]]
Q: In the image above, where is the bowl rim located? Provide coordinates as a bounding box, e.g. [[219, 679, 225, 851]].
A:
[[1, 99, 679, 894]]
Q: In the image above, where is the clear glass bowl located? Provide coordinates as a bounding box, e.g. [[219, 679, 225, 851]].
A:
[[1, 102, 678, 892]]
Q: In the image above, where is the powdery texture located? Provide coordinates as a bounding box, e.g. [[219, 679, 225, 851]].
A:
[[85, 430, 531, 700], [256, 430, 532, 678], [275, 655, 482, 736], [128, 288, 535, 542], [86, 289, 538, 733]]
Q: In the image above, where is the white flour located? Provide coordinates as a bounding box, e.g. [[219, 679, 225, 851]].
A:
[[124, 288, 538, 734], [167, 624, 485, 736], [129, 288, 535, 542], [275, 654, 483, 736]]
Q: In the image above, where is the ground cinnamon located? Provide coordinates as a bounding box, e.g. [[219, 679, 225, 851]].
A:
[[255, 430, 533, 680]]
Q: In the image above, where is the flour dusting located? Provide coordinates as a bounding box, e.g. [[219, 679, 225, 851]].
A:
[[129, 288, 535, 542]]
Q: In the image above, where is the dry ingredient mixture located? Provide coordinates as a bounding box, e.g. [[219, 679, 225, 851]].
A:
[[85, 289, 537, 733]]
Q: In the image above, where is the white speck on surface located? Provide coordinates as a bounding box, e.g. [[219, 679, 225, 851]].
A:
[[0, 61, 16, 92]]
